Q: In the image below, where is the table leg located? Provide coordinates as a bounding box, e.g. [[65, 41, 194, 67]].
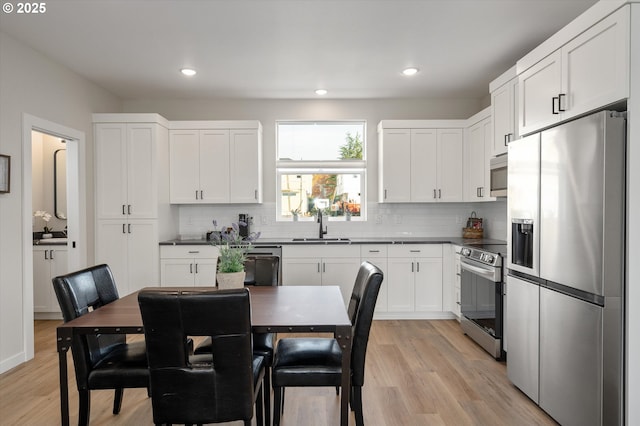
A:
[[336, 325, 352, 426], [57, 328, 71, 426]]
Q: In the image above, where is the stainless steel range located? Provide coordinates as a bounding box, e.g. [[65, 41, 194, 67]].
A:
[[459, 244, 506, 360]]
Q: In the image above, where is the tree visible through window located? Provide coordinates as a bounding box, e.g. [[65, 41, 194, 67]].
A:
[[277, 121, 366, 221]]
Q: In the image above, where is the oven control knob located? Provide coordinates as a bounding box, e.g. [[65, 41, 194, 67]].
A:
[[461, 248, 471, 256], [484, 254, 495, 263]]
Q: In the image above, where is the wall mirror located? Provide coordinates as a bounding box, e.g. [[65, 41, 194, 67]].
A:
[[54, 148, 66, 219]]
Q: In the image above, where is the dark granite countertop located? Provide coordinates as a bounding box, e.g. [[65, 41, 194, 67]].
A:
[[160, 237, 506, 246]]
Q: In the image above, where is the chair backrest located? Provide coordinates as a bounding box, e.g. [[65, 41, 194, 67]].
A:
[[350, 261, 384, 387], [138, 288, 255, 425], [347, 261, 375, 323], [52, 264, 124, 388], [244, 255, 279, 286]]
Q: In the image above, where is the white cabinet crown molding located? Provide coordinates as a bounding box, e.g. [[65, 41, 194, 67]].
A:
[[377, 119, 467, 131], [92, 113, 170, 128], [465, 106, 491, 128], [169, 120, 262, 130], [489, 65, 517, 93]]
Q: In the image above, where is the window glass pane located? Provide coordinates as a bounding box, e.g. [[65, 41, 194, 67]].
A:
[[280, 173, 361, 218], [278, 122, 365, 161]]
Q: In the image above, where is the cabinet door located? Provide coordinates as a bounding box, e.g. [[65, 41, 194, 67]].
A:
[[491, 80, 514, 156], [95, 124, 128, 219], [126, 220, 159, 295], [282, 258, 322, 286], [466, 120, 486, 201], [561, 7, 629, 119], [321, 257, 361, 308], [48, 249, 67, 312], [437, 129, 463, 202], [230, 129, 261, 203], [387, 258, 414, 312], [199, 130, 230, 203], [33, 248, 51, 312], [127, 124, 157, 218], [410, 129, 437, 202], [95, 220, 129, 293], [193, 260, 218, 286], [160, 258, 195, 286], [414, 257, 443, 312], [519, 50, 562, 135], [170, 130, 200, 203], [380, 129, 411, 202]]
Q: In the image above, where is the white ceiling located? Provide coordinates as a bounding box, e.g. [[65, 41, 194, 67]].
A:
[[0, 0, 599, 100]]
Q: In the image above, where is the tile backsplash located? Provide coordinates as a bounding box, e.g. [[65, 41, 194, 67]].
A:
[[177, 199, 507, 241]]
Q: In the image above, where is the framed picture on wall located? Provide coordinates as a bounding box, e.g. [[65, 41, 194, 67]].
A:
[[0, 155, 10, 193]]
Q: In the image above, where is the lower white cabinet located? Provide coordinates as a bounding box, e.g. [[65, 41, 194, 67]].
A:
[[452, 245, 462, 320], [160, 245, 219, 286], [33, 246, 67, 315], [387, 245, 443, 314], [95, 219, 158, 296], [282, 245, 361, 308], [360, 245, 388, 313]]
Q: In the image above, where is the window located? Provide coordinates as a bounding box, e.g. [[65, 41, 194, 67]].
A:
[[276, 121, 366, 221]]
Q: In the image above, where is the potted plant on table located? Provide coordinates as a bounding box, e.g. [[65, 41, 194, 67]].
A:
[[210, 220, 261, 289]]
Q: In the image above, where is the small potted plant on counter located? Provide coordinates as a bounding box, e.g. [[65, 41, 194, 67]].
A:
[[210, 219, 261, 289], [291, 208, 301, 221], [34, 210, 53, 238]]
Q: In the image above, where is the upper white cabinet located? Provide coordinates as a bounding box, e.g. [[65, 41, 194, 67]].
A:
[[378, 121, 464, 203], [169, 121, 262, 204], [464, 108, 494, 202], [95, 122, 159, 219], [490, 66, 518, 156], [518, 6, 629, 135]]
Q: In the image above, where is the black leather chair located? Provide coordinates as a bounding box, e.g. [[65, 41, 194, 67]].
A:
[[138, 288, 265, 426], [271, 261, 383, 426], [195, 254, 280, 426], [52, 264, 149, 426]]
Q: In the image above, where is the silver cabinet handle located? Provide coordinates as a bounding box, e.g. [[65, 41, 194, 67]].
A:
[[384, 189, 387, 199], [410, 249, 421, 253], [417, 262, 420, 272], [44, 250, 49, 260], [322, 263, 326, 273], [558, 93, 566, 112], [411, 262, 414, 272], [128, 223, 131, 234], [50, 250, 54, 260], [200, 190, 203, 199], [368, 250, 380, 253], [195, 190, 199, 200], [122, 224, 126, 234], [188, 251, 199, 254], [190, 263, 193, 274], [438, 189, 441, 199], [195, 263, 198, 273], [317, 263, 320, 273], [254, 189, 258, 200], [122, 205, 126, 215], [552, 96, 559, 114], [128, 205, 131, 215]]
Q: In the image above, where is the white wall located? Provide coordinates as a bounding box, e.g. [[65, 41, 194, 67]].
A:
[[0, 32, 121, 372]]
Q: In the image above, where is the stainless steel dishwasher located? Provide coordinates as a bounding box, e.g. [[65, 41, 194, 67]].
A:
[[247, 245, 282, 285]]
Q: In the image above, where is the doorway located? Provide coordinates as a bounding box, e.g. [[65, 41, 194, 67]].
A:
[[22, 114, 86, 359]]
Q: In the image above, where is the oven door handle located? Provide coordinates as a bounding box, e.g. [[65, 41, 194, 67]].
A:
[[460, 259, 499, 281]]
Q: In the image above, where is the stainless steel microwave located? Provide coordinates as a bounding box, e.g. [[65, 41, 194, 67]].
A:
[[490, 155, 507, 197]]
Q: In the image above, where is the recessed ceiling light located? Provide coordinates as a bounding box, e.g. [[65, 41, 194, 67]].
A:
[[402, 67, 419, 76], [180, 68, 197, 77], [315, 89, 328, 96]]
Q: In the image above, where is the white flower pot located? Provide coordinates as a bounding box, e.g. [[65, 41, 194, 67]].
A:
[[217, 271, 246, 290]]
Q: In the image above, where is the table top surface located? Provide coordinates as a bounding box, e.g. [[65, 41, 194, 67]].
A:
[[57, 285, 351, 331]]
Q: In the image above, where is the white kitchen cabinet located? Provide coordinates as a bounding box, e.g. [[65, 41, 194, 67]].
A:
[[518, 6, 629, 136], [95, 219, 158, 296], [452, 245, 462, 320], [465, 109, 494, 202], [282, 245, 361, 307], [490, 66, 518, 156], [95, 122, 159, 219], [33, 246, 67, 315], [378, 122, 463, 203], [169, 123, 262, 204], [387, 245, 443, 313], [169, 129, 230, 203], [360, 245, 388, 313], [160, 245, 219, 286]]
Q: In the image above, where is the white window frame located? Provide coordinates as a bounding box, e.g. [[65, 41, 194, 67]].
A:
[[276, 120, 367, 222]]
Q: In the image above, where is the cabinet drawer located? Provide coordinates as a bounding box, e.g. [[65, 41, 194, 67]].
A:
[[160, 245, 219, 259], [360, 245, 387, 257], [388, 244, 442, 258]]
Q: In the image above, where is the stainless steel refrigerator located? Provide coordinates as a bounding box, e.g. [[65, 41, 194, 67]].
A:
[[506, 111, 625, 426]]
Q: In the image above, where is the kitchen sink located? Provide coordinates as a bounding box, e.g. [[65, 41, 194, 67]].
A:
[[291, 238, 351, 242]]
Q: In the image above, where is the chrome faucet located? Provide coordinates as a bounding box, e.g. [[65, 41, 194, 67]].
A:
[[317, 210, 327, 239]]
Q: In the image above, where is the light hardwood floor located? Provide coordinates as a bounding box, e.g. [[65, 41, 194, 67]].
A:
[[0, 320, 556, 425]]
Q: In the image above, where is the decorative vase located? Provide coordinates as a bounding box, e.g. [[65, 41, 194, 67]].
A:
[[293, 215, 299, 222], [217, 271, 246, 290], [41, 233, 53, 239]]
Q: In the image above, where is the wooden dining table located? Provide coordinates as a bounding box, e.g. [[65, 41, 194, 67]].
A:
[[56, 285, 353, 426]]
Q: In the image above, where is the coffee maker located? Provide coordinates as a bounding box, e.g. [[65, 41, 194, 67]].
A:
[[238, 213, 251, 239]]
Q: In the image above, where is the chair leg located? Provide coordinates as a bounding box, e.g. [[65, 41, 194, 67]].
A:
[[113, 388, 124, 414], [352, 386, 364, 426], [78, 389, 90, 426], [273, 387, 282, 426], [263, 367, 271, 426], [256, 385, 264, 426]]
